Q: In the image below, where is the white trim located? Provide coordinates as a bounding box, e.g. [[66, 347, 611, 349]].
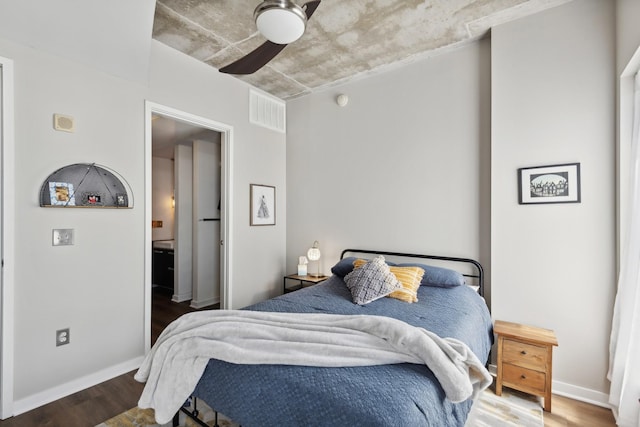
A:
[[220, 127, 233, 310], [172, 291, 193, 303], [144, 101, 234, 352], [144, 104, 153, 353], [488, 365, 611, 409], [190, 297, 219, 309], [613, 44, 640, 427], [552, 380, 612, 409], [0, 55, 15, 420], [12, 357, 144, 416], [618, 46, 640, 261]]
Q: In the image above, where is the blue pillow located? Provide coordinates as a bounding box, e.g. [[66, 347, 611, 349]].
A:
[[331, 257, 397, 278], [331, 257, 359, 277], [396, 262, 465, 288]]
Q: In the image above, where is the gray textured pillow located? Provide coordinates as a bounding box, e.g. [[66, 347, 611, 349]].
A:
[[343, 256, 402, 305]]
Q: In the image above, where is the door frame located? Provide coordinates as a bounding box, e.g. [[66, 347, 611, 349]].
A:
[[144, 101, 233, 351], [0, 55, 16, 419]]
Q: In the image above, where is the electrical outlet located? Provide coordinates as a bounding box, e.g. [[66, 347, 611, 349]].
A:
[[56, 328, 70, 346], [52, 229, 74, 246]]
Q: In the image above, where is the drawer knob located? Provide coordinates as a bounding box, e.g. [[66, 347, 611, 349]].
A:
[[521, 350, 527, 355], [520, 374, 527, 379]]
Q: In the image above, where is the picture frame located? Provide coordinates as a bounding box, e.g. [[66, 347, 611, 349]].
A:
[[80, 192, 104, 206], [250, 184, 276, 226], [48, 182, 76, 206], [518, 162, 581, 205]]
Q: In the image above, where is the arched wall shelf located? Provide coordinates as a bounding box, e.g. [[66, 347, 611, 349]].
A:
[[39, 163, 133, 208]]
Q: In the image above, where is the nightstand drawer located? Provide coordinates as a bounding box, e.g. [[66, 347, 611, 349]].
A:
[[502, 363, 546, 394], [503, 339, 548, 370]]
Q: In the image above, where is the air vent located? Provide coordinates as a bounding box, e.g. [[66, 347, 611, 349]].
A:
[[249, 89, 286, 133]]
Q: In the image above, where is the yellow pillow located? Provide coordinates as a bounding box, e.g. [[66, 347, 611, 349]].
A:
[[353, 259, 424, 303]]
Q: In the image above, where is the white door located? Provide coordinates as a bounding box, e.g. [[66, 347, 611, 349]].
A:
[[191, 140, 221, 308]]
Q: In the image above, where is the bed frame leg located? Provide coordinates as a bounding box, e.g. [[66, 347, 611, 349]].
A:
[[177, 396, 218, 427]]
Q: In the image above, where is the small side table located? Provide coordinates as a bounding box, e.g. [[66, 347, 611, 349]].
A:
[[494, 320, 558, 412], [283, 274, 329, 293]]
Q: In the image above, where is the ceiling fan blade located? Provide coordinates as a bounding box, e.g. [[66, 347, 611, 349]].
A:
[[219, 0, 322, 75], [219, 41, 287, 75], [303, 0, 321, 19]]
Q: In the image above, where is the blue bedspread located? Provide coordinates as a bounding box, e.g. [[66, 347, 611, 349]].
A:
[[192, 275, 493, 427]]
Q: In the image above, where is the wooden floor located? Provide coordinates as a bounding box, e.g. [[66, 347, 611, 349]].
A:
[[0, 291, 618, 426], [0, 288, 212, 427], [544, 394, 617, 427]]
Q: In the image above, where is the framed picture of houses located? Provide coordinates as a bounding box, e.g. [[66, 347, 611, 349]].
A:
[[250, 184, 276, 226], [518, 163, 581, 205]]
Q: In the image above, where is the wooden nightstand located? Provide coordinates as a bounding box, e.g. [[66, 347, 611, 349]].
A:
[[283, 274, 329, 293], [494, 320, 558, 412]]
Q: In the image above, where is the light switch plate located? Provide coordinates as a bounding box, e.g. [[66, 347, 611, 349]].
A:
[[52, 229, 74, 246]]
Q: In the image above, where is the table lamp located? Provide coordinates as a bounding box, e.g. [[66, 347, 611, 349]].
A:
[[307, 241, 322, 277]]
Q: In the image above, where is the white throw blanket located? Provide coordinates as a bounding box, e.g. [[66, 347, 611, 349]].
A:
[[135, 310, 492, 424]]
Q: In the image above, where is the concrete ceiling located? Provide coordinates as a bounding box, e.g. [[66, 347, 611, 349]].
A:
[[152, 0, 573, 100]]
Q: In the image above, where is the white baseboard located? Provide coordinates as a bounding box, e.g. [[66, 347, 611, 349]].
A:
[[190, 296, 219, 309], [552, 380, 611, 408], [172, 292, 192, 303], [487, 364, 611, 408], [12, 356, 144, 416]]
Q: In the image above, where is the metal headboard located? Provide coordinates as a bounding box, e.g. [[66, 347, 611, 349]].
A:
[[340, 249, 484, 297]]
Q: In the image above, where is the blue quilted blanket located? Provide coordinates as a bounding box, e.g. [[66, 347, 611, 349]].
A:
[[191, 276, 493, 427]]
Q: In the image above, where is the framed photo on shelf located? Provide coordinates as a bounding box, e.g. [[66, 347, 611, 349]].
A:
[[518, 162, 581, 205], [250, 184, 276, 226], [81, 192, 103, 206], [49, 182, 76, 206]]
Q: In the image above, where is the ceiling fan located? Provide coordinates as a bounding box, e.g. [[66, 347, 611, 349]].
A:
[[219, 0, 321, 75]]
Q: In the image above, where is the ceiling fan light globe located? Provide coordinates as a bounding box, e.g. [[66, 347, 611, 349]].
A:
[[254, 0, 307, 45]]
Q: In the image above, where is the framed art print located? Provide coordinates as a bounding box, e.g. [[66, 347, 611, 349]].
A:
[[518, 162, 581, 205], [250, 184, 275, 226]]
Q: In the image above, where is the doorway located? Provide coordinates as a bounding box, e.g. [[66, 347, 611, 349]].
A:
[[144, 101, 233, 352]]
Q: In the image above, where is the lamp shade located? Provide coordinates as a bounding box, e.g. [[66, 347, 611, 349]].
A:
[[254, 0, 307, 45], [307, 241, 321, 261]]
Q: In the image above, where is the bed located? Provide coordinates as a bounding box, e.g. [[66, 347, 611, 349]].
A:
[[137, 249, 493, 427]]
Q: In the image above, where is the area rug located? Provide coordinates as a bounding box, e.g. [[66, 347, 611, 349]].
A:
[[97, 388, 542, 427], [96, 398, 238, 427], [465, 388, 544, 427]]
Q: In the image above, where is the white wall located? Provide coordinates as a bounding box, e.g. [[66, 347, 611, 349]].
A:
[[286, 40, 491, 281], [287, 0, 618, 407], [0, 0, 155, 84], [1, 36, 148, 407], [491, 0, 616, 404], [616, 0, 640, 74], [0, 38, 287, 413], [151, 157, 174, 242], [148, 42, 288, 307]]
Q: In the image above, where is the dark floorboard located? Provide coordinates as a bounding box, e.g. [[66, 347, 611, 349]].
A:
[[0, 287, 215, 427]]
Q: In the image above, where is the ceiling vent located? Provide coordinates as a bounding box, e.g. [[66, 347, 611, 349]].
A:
[[250, 89, 286, 133]]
